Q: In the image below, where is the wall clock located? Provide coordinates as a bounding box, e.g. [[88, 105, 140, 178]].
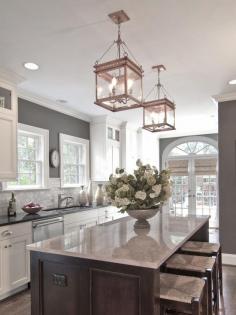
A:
[[50, 150, 60, 168]]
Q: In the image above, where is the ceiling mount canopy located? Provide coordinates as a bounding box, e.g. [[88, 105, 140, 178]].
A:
[[143, 65, 176, 133], [94, 10, 143, 112]]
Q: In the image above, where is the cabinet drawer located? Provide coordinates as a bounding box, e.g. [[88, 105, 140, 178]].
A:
[[0, 222, 32, 241]]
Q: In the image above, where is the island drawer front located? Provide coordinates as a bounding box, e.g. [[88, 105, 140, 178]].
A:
[[0, 222, 32, 240]]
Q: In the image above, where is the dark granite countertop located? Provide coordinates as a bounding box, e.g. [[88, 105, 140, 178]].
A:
[[0, 205, 108, 227]]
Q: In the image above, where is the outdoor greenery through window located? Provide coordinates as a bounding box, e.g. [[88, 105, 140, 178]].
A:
[[7, 124, 49, 190], [63, 142, 85, 185], [60, 134, 89, 187]]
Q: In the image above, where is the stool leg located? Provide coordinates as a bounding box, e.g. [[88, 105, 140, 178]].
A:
[[206, 269, 213, 315], [202, 277, 208, 315], [192, 299, 200, 315], [160, 304, 166, 315], [213, 263, 219, 315], [219, 247, 223, 295]]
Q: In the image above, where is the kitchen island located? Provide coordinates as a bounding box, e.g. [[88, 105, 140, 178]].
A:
[[28, 208, 209, 315]]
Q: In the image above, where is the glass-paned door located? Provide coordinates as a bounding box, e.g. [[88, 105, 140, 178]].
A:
[[166, 140, 218, 228]]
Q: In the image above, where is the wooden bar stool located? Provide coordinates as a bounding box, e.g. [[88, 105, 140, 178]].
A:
[[180, 241, 223, 295], [159, 273, 208, 315], [163, 254, 219, 315]]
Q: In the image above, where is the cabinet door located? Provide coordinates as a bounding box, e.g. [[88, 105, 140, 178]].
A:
[[107, 142, 120, 177], [0, 241, 6, 296], [5, 234, 31, 290], [0, 81, 17, 181], [112, 144, 120, 173], [0, 113, 17, 180]]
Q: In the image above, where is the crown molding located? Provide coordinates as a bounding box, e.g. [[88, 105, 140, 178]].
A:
[[212, 92, 236, 103], [17, 88, 91, 122], [158, 128, 218, 139], [0, 67, 25, 85], [91, 115, 123, 127]]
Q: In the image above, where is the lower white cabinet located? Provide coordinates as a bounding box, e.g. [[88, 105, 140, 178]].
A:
[[0, 222, 32, 300], [64, 207, 128, 234]]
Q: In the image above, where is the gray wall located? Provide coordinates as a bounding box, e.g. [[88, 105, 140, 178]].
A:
[[218, 101, 236, 254], [159, 133, 218, 169], [18, 98, 90, 178]]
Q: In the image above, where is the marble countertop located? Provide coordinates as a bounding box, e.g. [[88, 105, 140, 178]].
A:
[[0, 205, 107, 227], [27, 208, 209, 269]]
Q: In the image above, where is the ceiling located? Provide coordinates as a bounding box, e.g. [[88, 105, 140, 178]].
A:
[[1, 0, 236, 137]]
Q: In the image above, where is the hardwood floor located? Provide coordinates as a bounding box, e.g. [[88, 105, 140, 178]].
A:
[[0, 266, 235, 314]]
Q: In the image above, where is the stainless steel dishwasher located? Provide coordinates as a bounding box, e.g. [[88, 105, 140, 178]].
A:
[[32, 216, 64, 242]]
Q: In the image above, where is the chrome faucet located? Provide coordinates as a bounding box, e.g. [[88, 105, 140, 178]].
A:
[[58, 194, 74, 208]]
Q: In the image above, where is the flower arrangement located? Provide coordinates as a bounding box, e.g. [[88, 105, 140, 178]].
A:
[[105, 159, 172, 213]]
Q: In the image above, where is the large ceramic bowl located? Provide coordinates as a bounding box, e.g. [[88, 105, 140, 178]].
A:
[[127, 208, 160, 229], [22, 207, 42, 214]]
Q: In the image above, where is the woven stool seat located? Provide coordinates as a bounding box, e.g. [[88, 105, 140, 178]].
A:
[[166, 254, 215, 273], [181, 241, 220, 255], [160, 273, 205, 304]]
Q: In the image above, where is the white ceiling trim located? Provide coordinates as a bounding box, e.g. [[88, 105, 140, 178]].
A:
[[158, 128, 218, 139], [0, 67, 25, 85], [212, 92, 236, 103], [17, 88, 91, 122]]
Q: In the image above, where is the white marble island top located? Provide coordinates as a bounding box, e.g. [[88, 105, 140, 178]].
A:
[[27, 208, 209, 269]]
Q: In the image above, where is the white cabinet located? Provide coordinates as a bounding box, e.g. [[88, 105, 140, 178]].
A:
[[0, 242, 4, 296], [90, 116, 121, 181], [0, 222, 32, 300], [64, 210, 98, 234], [0, 79, 17, 181], [107, 140, 120, 176], [64, 207, 128, 234]]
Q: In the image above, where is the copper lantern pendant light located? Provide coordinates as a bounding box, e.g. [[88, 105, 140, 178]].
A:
[[143, 65, 176, 132], [94, 10, 143, 112]]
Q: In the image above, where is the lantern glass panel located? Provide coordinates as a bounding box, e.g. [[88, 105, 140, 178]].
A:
[[144, 104, 166, 126], [97, 66, 125, 101], [126, 66, 142, 103], [166, 104, 175, 126]]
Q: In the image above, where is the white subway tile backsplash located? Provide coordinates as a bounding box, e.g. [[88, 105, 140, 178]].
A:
[[0, 178, 81, 216]]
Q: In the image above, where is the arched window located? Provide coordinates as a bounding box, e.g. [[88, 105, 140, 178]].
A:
[[162, 136, 218, 228]]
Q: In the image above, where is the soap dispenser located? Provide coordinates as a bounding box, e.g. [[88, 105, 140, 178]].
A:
[[8, 192, 16, 217]]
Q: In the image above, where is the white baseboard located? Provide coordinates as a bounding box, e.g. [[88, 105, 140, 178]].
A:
[[0, 284, 28, 301], [222, 253, 236, 266]]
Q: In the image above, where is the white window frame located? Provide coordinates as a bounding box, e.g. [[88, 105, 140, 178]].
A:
[[3, 123, 49, 191], [60, 133, 89, 188]]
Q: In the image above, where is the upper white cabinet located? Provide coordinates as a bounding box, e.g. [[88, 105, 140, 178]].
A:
[[90, 116, 121, 181], [0, 79, 18, 180]]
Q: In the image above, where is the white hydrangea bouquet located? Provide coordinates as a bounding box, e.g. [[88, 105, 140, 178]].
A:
[[105, 159, 172, 213]]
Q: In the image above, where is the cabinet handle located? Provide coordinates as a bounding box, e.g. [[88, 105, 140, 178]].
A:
[[1, 230, 13, 237]]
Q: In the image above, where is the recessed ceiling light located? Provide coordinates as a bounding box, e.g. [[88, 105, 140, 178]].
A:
[[23, 62, 39, 71], [228, 79, 236, 85]]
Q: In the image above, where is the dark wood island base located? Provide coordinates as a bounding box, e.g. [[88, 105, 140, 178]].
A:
[[29, 212, 209, 315]]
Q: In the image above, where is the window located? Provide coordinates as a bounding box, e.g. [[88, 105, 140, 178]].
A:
[[107, 127, 120, 141], [168, 141, 217, 157], [6, 124, 49, 190], [60, 134, 89, 187]]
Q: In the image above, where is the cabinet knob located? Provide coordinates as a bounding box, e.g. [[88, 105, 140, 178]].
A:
[[8, 244, 12, 248], [4, 245, 7, 248]]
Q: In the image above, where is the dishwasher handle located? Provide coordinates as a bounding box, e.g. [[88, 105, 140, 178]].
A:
[[32, 217, 63, 229]]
